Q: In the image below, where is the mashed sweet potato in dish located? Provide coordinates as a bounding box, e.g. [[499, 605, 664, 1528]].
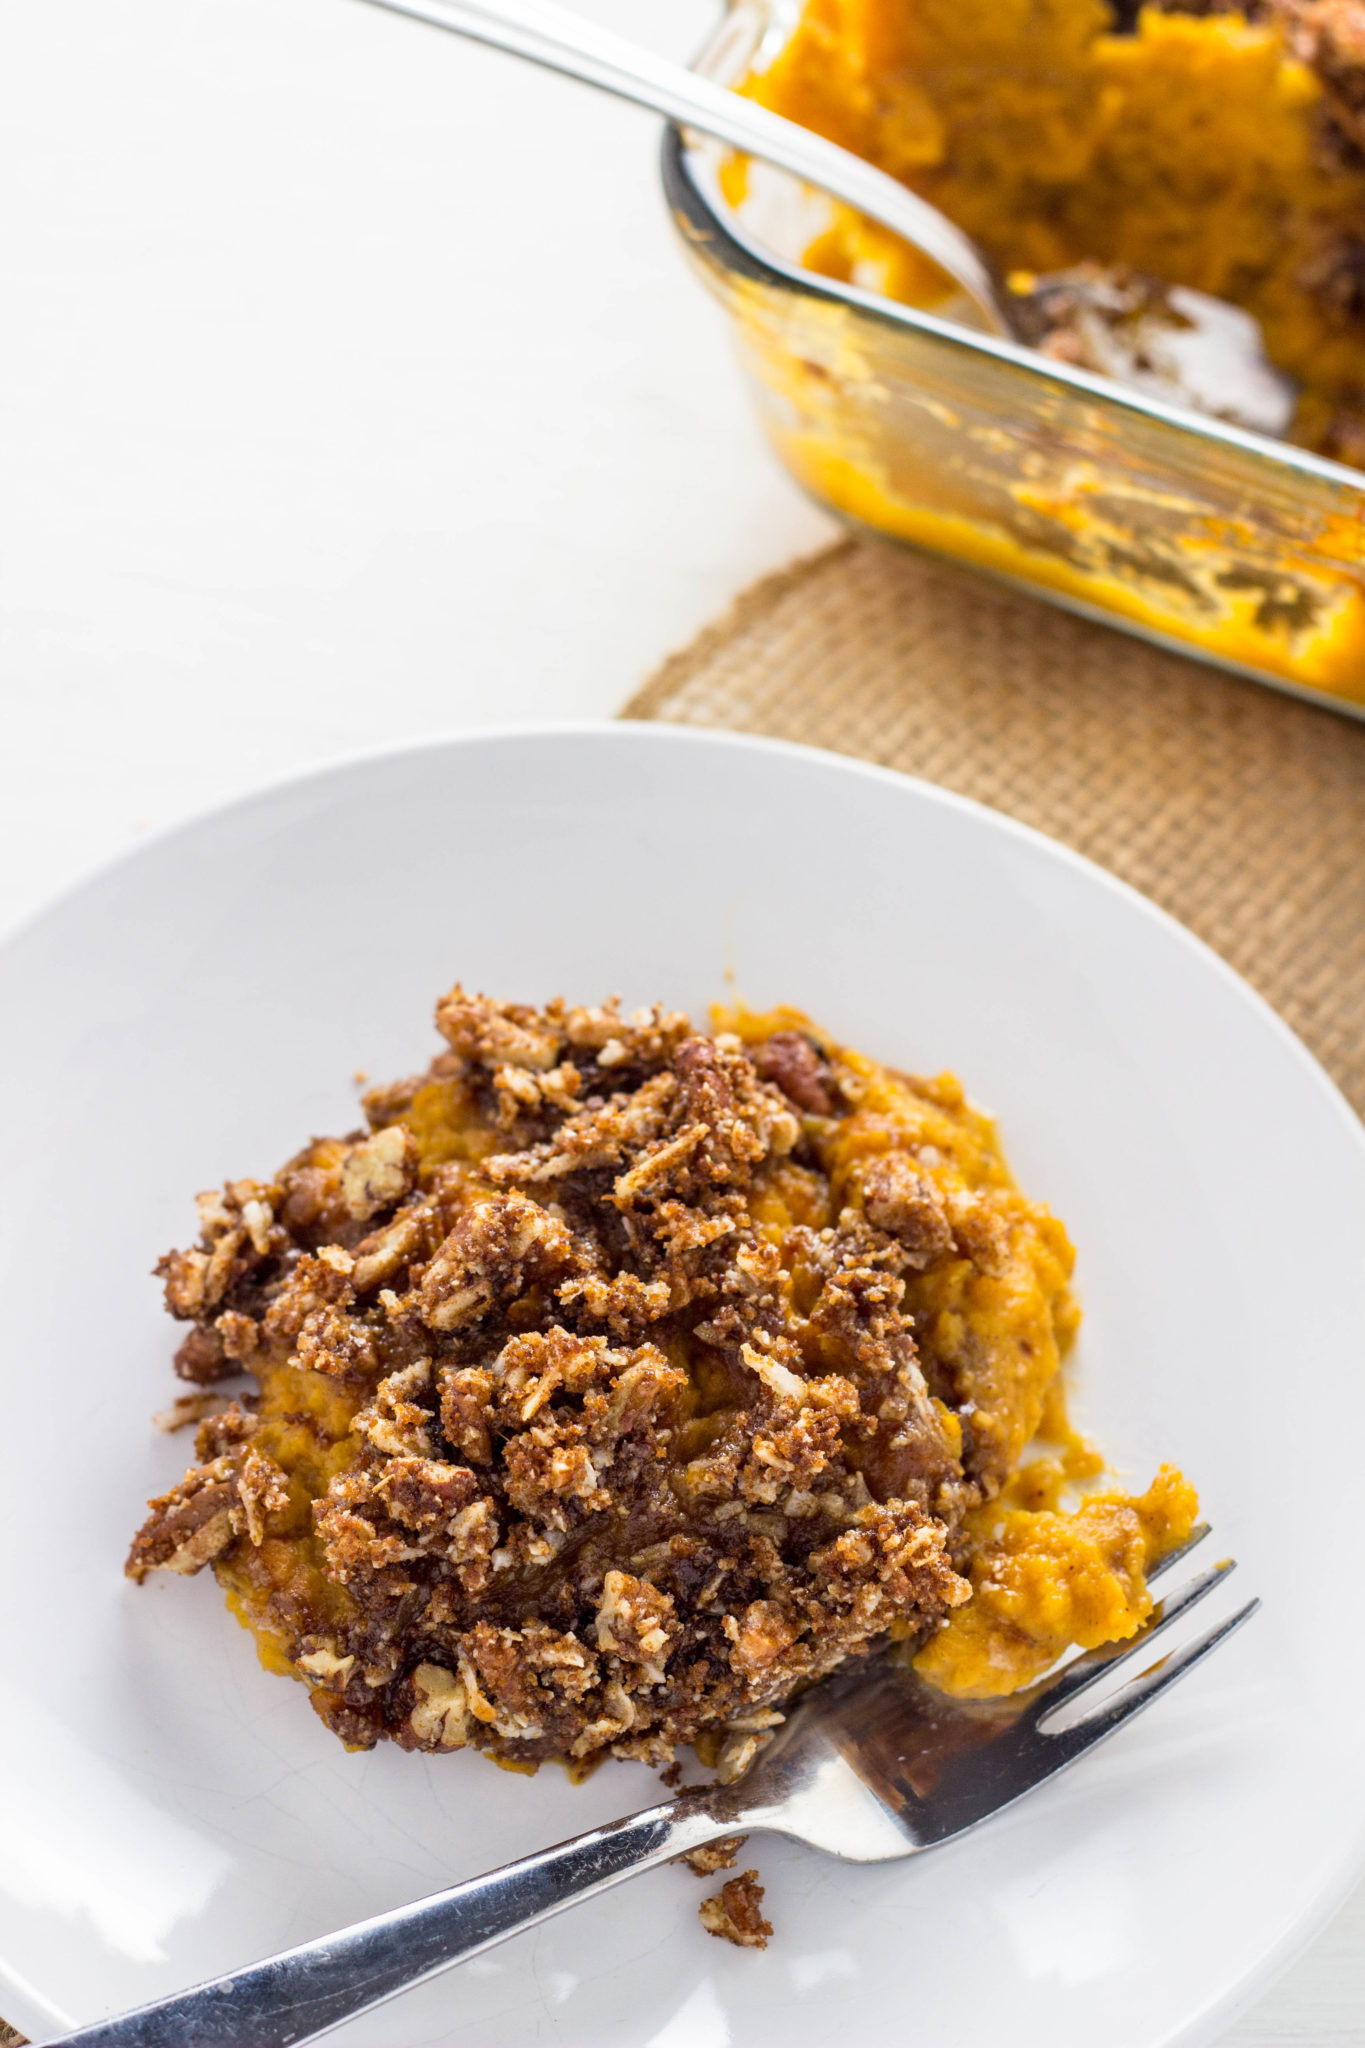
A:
[[744, 0, 1365, 461], [128, 990, 1194, 1769]]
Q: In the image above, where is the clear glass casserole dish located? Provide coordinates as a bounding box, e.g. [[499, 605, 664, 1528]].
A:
[[661, 0, 1365, 715]]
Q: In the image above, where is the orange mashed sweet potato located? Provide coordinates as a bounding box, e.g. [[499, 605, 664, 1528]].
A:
[[915, 1462, 1199, 1695], [724, 1007, 1199, 1702], [744, 0, 1365, 454]]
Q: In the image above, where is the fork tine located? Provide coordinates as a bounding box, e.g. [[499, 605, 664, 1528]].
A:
[[1144, 1521, 1211, 1586], [847, 1585, 1259, 1850], [1028, 1556, 1236, 1722], [1036, 1596, 1260, 1770]]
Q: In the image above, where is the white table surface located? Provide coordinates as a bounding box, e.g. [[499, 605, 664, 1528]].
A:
[[0, 1, 1360, 2041]]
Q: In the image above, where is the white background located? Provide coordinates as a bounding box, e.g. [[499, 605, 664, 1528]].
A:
[[0, 0, 1359, 2039]]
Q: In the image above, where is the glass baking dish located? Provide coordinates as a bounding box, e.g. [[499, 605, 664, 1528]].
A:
[[661, 0, 1365, 715]]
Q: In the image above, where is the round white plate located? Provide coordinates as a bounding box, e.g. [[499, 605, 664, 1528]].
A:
[[2, 725, 1362, 2048]]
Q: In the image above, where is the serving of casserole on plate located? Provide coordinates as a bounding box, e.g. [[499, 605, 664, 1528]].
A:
[[127, 983, 1195, 1786]]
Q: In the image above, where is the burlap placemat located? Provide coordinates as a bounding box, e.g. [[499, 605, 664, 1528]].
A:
[[626, 537, 1365, 1121]]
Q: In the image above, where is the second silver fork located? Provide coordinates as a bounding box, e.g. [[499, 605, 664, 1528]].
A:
[[53, 1527, 1256, 2048]]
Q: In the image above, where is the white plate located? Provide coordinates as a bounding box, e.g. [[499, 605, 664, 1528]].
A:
[[2, 725, 1363, 2048]]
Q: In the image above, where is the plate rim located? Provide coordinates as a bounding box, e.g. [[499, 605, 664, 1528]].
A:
[[0, 715, 1358, 1138]]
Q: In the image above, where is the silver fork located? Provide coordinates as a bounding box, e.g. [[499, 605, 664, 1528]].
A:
[[54, 1529, 1255, 2048]]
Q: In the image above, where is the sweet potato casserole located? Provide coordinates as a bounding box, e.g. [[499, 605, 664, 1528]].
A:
[[129, 990, 1194, 1773], [743, 0, 1365, 460]]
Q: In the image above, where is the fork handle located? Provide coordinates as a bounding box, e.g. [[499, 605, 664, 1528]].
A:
[[349, 0, 1013, 336], [51, 1789, 740, 2048]]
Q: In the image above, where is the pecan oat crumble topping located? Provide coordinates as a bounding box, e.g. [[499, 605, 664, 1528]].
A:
[[129, 987, 1191, 1786], [680, 1834, 747, 1877], [699, 1870, 774, 1950]]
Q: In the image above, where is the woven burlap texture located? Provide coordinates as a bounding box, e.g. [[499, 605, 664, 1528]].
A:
[[626, 538, 1365, 1120]]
